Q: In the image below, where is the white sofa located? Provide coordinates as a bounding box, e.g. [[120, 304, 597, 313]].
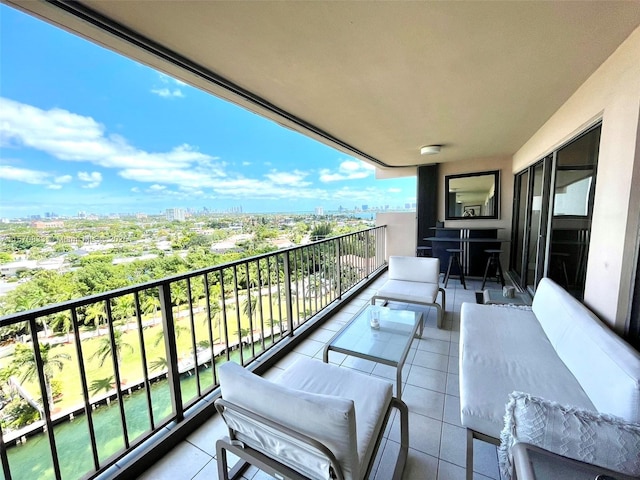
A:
[[372, 256, 445, 328], [459, 277, 640, 480]]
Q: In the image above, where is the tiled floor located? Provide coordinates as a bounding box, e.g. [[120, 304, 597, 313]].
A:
[[138, 274, 504, 480]]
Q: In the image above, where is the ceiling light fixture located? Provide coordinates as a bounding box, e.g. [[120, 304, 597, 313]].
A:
[[420, 145, 441, 155]]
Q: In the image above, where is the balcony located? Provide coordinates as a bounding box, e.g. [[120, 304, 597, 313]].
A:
[[0, 224, 507, 480], [135, 273, 491, 480]]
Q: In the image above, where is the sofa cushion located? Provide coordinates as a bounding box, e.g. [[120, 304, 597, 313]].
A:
[[459, 303, 595, 438], [277, 357, 393, 477], [532, 278, 640, 423], [498, 392, 640, 479]]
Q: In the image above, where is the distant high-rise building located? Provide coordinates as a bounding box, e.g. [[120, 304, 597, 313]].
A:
[[361, 205, 369, 211], [405, 203, 411, 209], [314, 207, 324, 216], [166, 208, 186, 222], [78, 211, 87, 219]]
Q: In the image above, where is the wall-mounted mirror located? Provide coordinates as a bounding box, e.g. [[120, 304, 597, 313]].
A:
[[445, 170, 500, 220]]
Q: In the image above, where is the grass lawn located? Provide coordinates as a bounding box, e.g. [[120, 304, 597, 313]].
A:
[[0, 292, 321, 414]]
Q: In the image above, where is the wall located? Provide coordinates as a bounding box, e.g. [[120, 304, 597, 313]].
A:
[[376, 212, 416, 259], [513, 26, 640, 332], [438, 156, 514, 270]]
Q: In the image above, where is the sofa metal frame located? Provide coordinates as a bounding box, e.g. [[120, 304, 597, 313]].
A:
[[466, 429, 500, 480], [214, 396, 409, 480]]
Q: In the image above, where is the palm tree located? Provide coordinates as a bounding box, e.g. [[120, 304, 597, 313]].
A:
[[89, 376, 114, 396], [49, 310, 73, 343], [207, 300, 223, 342], [242, 294, 258, 322], [11, 342, 70, 410], [14, 288, 51, 338], [90, 329, 133, 368], [85, 302, 107, 336], [112, 295, 135, 329], [142, 294, 160, 316], [150, 357, 167, 372], [171, 281, 188, 317]]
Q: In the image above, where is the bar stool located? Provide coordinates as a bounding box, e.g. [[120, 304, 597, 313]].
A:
[[550, 252, 571, 287], [444, 248, 466, 289], [481, 249, 505, 290], [416, 246, 432, 257]]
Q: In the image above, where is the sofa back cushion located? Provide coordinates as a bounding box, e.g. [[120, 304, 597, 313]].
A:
[[532, 278, 640, 422], [388, 256, 439, 283]]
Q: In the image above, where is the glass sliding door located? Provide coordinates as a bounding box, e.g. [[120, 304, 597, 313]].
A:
[[548, 125, 601, 300], [511, 170, 529, 285], [526, 160, 549, 291], [511, 123, 601, 299]]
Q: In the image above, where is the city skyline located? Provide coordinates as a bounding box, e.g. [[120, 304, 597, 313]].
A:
[[0, 5, 416, 219]]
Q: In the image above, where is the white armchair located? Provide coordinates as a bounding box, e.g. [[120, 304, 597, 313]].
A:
[[215, 358, 409, 480], [372, 256, 446, 328]]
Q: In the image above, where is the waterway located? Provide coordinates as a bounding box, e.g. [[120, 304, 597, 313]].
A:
[[2, 349, 252, 480]]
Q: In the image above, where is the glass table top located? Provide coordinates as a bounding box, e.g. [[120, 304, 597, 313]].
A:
[[328, 304, 422, 364]]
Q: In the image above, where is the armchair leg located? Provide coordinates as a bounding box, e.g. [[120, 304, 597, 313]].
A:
[[391, 397, 409, 480], [466, 429, 474, 480]]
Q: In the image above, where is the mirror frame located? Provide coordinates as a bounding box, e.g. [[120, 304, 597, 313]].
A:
[[445, 170, 500, 220]]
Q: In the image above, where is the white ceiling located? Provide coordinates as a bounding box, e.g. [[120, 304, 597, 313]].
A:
[[8, 1, 640, 171]]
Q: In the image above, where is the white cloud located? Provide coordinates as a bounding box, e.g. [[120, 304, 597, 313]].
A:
[[319, 159, 375, 183], [54, 174, 72, 184], [148, 184, 166, 192], [78, 171, 102, 189], [265, 170, 311, 186], [388, 187, 402, 193], [0, 97, 226, 189], [0, 165, 72, 190], [131, 187, 140, 193], [151, 88, 185, 98], [0, 165, 51, 185]]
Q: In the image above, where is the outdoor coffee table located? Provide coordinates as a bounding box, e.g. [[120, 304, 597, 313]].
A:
[[323, 304, 423, 400]]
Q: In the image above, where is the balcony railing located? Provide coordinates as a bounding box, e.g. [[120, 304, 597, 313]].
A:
[[0, 226, 386, 480]]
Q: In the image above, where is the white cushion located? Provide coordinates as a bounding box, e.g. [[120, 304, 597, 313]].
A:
[[498, 392, 640, 479], [388, 256, 439, 283], [532, 278, 640, 423], [459, 303, 595, 438], [276, 358, 393, 478], [375, 279, 439, 304], [219, 361, 358, 480]]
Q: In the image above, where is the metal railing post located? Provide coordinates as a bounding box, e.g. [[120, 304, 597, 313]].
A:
[[158, 282, 183, 421], [283, 251, 294, 336], [365, 231, 371, 278], [29, 317, 62, 480], [336, 239, 342, 299]]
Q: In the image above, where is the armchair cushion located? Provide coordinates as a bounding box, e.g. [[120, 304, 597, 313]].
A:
[[388, 255, 439, 283], [376, 279, 439, 304], [219, 360, 359, 480], [218, 358, 394, 480], [498, 391, 640, 480]]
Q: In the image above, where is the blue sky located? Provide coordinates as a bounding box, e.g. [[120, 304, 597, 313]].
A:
[[0, 5, 416, 219]]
